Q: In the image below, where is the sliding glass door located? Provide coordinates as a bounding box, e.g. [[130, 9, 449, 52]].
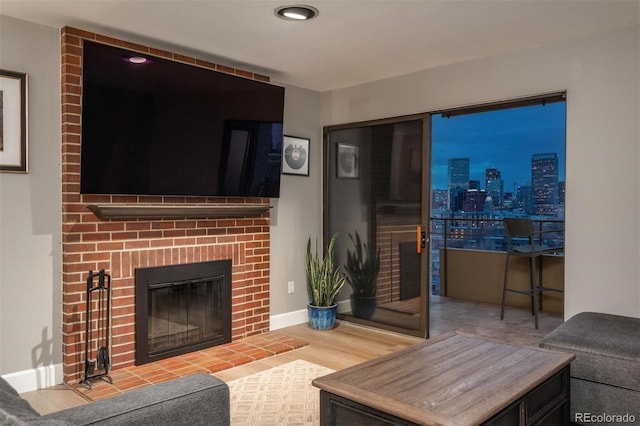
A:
[[323, 93, 565, 338], [324, 115, 430, 337]]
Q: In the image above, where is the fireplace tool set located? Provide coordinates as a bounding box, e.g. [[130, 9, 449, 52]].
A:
[[81, 269, 113, 389]]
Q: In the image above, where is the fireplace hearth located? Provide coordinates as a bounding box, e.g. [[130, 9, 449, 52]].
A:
[[135, 260, 232, 365]]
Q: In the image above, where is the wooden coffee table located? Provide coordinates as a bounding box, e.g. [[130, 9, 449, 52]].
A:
[[312, 332, 574, 426]]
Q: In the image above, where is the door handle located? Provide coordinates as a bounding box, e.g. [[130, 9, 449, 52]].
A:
[[417, 226, 426, 254]]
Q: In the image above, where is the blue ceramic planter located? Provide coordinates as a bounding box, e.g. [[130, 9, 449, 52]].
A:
[[307, 303, 337, 330]]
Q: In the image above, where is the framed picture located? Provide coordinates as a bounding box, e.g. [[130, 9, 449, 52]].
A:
[[282, 135, 309, 176], [0, 70, 28, 173], [336, 143, 359, 178]]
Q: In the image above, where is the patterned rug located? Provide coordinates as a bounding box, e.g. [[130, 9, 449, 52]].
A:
[[228, 360, 335, 425]]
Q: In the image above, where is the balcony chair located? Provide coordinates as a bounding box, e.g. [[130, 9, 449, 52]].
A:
[[500, 218, 564, 329]]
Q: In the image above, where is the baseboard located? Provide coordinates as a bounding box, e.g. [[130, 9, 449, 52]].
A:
[[270, 308, 308, 330], [1, 363, 63, 393], [5, 304, 350, 391], [270, 300, 350, 330], [336, 299, 350, 314]]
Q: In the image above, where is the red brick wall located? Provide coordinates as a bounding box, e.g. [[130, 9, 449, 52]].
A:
[[61, 27, 272, 383], [375, 217, 420, 304]]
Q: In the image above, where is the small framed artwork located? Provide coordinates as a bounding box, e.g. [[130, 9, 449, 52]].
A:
[[282, 135, 309, 176], [0, 70, 28, 173], [336, 143, 359, 178]]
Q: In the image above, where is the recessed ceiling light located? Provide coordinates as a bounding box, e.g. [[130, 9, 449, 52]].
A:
[[275, 5, 319, 21], [128, 56, 148, 64]]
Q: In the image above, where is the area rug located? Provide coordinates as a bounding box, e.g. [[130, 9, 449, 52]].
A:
[[227, 360, 335, 425]]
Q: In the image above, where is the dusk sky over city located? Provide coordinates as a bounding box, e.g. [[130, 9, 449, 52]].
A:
[[430, 102, 566, 192]]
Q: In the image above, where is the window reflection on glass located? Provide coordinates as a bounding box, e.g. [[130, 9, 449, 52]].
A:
[[327, 119, 425, 334]]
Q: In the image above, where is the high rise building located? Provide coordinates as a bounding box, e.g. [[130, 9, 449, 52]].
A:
[[448, 158, 470, 188], [485, 168, 503, 209], [447, 158, 470, 211], [531, 153, 559, 216], [516, 184, 535, 215], [502, 192, 514, 210], [450, 187, 467, 212], [463, 189, 487, 212], [431, 189, 448, 210]]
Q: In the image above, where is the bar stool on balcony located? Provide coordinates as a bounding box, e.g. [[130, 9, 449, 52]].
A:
[[500, 218, 564, 329]]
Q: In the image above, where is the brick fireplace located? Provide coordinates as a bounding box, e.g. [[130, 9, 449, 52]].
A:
[[61, 27, 272, 383]]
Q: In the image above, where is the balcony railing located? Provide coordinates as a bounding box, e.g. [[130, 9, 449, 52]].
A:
[[429, 216, 564, 297]]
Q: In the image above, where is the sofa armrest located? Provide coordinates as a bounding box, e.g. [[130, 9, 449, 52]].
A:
[[43, 374, 229, 426]]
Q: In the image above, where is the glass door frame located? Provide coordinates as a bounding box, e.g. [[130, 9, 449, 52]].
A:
[[323, 113, 431, 339]]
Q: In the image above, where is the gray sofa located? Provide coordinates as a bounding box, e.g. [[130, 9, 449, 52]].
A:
[[0, 373, 229, 425], [540, 312, 639, 425]]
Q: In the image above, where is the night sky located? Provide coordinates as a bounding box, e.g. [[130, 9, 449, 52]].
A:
[[431, 102, 566, 192]]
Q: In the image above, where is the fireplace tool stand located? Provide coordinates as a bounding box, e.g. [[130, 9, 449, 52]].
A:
[[80, 269, 113, 389]]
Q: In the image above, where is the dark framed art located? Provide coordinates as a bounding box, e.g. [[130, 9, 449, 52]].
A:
[[0, 70, 28, 173], [336, 142, 359, 178], [282, 135, 309, 176]]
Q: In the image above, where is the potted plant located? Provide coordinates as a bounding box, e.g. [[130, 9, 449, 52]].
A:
[[305, 233, 346, 330], [344, 232, 380, 320]]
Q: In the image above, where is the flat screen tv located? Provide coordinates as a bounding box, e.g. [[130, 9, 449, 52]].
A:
[[80, 40, 285, 198]]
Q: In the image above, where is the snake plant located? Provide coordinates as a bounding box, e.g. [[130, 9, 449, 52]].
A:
[[345, 232, 380, 298], [306, 233, 346, 307]]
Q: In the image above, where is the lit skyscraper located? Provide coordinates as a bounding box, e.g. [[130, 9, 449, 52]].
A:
[[485, 168, 503, 209], [516, 184, 535, 215], [448, 158, 470, 210], [463, 189, 487, 212], [531, 153, 559, 216], [448, 158, 470, 188], [431, 189, 448, 210]]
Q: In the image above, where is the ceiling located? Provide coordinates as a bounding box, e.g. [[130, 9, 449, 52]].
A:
[[1, 0, 638, 91]]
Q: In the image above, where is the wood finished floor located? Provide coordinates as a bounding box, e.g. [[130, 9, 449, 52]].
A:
[[21, 297, 563, 415]]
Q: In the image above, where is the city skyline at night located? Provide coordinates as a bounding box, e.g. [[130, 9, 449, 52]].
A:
[[431, 101, 566, 192]]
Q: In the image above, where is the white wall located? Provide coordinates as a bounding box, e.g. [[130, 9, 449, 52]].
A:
[[0, 15, 62, 384], [322, 25, 640, 319], [270, 84, 323, 324]]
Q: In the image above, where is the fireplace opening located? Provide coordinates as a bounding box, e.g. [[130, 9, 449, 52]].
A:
[[135, 260, 232, 365]]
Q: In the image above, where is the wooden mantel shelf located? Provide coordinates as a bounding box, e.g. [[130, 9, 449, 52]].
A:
[[86, 204, 272, 220]]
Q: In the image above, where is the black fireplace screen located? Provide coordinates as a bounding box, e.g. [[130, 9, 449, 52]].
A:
[[135, 260, 231, 365]]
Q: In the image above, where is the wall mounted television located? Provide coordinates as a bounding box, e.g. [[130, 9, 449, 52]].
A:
[[80, 40, 285, 198]]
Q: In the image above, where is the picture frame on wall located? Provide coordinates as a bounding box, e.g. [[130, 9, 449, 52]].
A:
[[336, 143, 359, 179], [282, 135, 310, 176], [0, 70, 28, 173]]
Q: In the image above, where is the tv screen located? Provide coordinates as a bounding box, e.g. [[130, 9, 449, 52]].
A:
[[80, 40, 285, 198]]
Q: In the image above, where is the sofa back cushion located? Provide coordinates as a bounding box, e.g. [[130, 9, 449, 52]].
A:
[[0, 377, 74, 425]]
